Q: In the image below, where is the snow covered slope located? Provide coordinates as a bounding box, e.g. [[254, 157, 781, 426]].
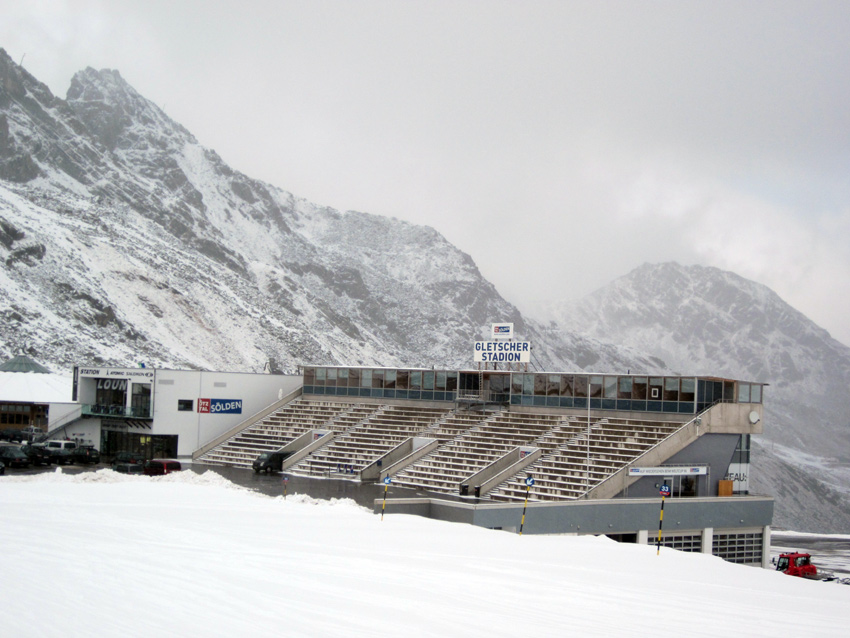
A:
[[1, 470, 848, 637], [2, 47, 655, 375]]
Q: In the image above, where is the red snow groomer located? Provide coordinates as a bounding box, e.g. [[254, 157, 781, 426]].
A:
[[775, 552, 819, 579]]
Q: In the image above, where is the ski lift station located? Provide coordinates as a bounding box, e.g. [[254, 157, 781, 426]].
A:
[[35, 324, 772, 567]]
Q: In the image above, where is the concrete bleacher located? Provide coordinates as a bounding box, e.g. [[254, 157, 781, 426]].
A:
[[390, 410, 567, 494], [487, 416, 687, 502], [195, 396, 690, 500], [285, 404, 453, 477], [197, 399, 381, 469]]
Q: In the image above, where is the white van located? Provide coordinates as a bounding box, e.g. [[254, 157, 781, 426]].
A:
[[44, 440, 78, 450]]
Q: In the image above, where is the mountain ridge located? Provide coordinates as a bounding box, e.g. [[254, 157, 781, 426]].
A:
[[551, 261, 850, 531]]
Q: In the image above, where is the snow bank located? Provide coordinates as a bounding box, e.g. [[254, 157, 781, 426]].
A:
[[1, 471, 847, 637]]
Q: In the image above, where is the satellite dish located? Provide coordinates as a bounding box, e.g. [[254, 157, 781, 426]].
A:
[[748, 410, 760, 425]]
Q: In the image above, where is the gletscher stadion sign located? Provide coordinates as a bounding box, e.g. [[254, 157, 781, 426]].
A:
[[473, 340, 531, 363]]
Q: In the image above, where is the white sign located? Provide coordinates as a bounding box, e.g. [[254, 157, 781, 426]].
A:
[[491, 323, 514, 340], [628, 466, 708, 476], [473, 341, 531, 363], [724, 462, 749, 491], [78, 367, 154, 380]]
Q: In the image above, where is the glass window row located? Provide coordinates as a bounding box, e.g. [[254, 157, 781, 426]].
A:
[[305, 368, 458, 392], [303, 368, 764, 412]]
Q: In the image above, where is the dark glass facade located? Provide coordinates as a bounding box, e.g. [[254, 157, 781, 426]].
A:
[[304, 367, 459, 402], [302, 367, 764, 415]]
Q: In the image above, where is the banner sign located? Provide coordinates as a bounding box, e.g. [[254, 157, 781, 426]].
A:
[[491, 323, 514, 340], [724, 462, 749, 491], [197, 398, 243, 414], [629, 466, 707, 476], [473, 341, 531, 363], [78, 367, 154, 380]]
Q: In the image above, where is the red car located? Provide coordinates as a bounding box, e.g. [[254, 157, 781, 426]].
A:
[[143, 459, 182, 476]]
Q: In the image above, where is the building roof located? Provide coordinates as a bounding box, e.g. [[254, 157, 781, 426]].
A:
[[0, 371, 73, 404], [0, 354, 52, 374]]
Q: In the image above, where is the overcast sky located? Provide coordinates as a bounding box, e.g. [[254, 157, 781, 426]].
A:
[[5, 1, 850, 344]]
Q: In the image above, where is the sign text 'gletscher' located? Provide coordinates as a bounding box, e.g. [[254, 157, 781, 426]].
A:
[[473, 341, 531, 363]]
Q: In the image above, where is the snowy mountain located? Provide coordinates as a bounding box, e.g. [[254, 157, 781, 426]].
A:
[[0, 47, 653, 376], [550, 262, 850, 532]]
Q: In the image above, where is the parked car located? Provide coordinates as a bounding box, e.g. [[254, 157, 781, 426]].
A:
[[21, 444, 52, 466], [143, 460, 182, 476], [113, 461, 144, 474], [49, 448, 75, 465], [0, 429, 28, 443], [21, 425, 44, 441], [111, 452, 146, 473], [252, 451, 293, 474], [0, 445, 31, 468], [71, 446, 101, 465]]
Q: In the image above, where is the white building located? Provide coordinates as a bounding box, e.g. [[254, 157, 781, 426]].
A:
[[47, 366, 301, 457], [0, 355, 74, 436]]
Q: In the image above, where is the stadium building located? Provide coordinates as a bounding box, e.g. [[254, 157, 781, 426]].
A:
[[51, 332, 771, 566]]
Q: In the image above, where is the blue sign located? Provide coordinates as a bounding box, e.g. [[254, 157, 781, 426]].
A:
[[525, 476, 535, 487], [198, 398, 243, 414], [384, 476, 392, 485], [660, 484, 671, 496]]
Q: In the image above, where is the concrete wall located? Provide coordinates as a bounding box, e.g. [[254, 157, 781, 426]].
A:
[[375, 495, 774, 538]]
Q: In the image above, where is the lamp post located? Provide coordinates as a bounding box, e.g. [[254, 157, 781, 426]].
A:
[[586, 377, 591, 495]]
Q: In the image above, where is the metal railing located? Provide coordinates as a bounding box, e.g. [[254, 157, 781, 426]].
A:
[[81, 404, 152, 419]]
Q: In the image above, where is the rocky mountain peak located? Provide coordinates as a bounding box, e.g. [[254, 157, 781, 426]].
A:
[[66, 66, 195, 153]]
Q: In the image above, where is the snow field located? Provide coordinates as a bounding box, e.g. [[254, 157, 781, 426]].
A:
[[1, 469, 848, 637]]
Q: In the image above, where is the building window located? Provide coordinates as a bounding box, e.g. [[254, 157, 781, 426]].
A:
[[573, 376, 588, 398], [713, 532, 763, 565], [589, 376, 603, 399], [560, 375, 573, 397], [650, 533, 703, 553], [664, 377, 679, 401], [396, 370, 409, 390], [446, 372, 458, 392], [680, 378, 695, 403], [649, 378, 663, 400], [384, 370, 396, 389], [178, 400, 194, 412], [604, 376, 618, 399]]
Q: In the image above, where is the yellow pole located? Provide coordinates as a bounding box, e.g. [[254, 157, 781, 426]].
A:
[[381, 477, 390, 521], [519, 486, 530, 535], [656, 494, 666, 555]]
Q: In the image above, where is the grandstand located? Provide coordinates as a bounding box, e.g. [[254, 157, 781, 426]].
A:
[[191, 364, 771, 566]]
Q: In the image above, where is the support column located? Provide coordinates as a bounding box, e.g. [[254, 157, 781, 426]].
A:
[[637, 529, 649, 545], [702, 527, 714, 554], [762, 525, 771, 569]]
